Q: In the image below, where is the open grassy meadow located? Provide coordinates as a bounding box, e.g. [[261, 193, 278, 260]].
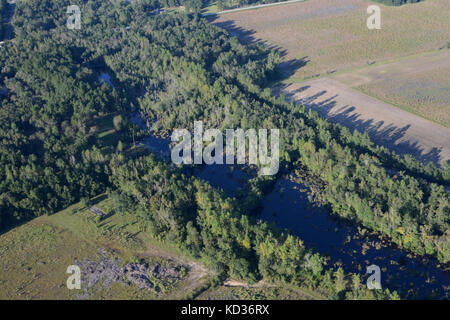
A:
[[0, 198, 210, 300]]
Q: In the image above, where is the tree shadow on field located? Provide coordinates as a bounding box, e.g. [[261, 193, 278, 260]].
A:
[[207, 17, 309, 81], [277, 57, 309, 80], [278, 84, 445, 166]]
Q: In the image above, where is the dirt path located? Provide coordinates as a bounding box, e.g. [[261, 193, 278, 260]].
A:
[[282, 77, 450, 165], [223, 279, 316, 300], [142, 244, 210, 299], [223, 279, 272, 288]]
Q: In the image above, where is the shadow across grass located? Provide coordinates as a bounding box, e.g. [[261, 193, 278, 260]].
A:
[[281, 84, 445, 166], [209, 18, 309, 82]]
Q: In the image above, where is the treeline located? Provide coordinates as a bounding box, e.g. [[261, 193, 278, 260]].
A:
[[372, 0, 421, 5], [213, 0, 291, 11], [0, 42, 126, 226], [108, 153, 398, 299]]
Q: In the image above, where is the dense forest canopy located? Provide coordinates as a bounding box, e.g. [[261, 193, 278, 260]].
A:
[[0, 0, 447, 299]]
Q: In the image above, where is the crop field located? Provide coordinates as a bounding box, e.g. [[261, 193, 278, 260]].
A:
[[210, 0, 450, 80], [0, 198, 210, 300], [339, 51, 450, 128], [356, 68, 450, 129]]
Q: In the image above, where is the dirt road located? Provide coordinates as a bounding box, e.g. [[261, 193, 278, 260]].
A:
[[283, 77, 450, 165], [142, 244, 210, 299]]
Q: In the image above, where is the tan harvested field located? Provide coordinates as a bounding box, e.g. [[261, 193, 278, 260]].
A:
[[211, 0, 450, 80], [282, 77, 450, 165], [332, 51, 450, 128]]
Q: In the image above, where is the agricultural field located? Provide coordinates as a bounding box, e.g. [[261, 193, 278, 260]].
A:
[[357, 67, 450, 128], [335, 51, 450, 128], [210, 0, 450, 81], [0, 197, 210, 300], [201, 0, 307, 15]]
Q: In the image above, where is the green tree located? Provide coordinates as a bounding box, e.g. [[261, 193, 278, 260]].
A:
[[113, 115, 124, 132]]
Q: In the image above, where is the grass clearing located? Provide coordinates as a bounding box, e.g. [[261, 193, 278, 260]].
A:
[[0, 198, 210, 299], [92, 114, 120, 149], [0, 196, 324, 300]]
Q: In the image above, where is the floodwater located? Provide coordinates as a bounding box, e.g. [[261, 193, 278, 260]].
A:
[[98, 73, 114, 87], [261, 178, 449, 299]]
